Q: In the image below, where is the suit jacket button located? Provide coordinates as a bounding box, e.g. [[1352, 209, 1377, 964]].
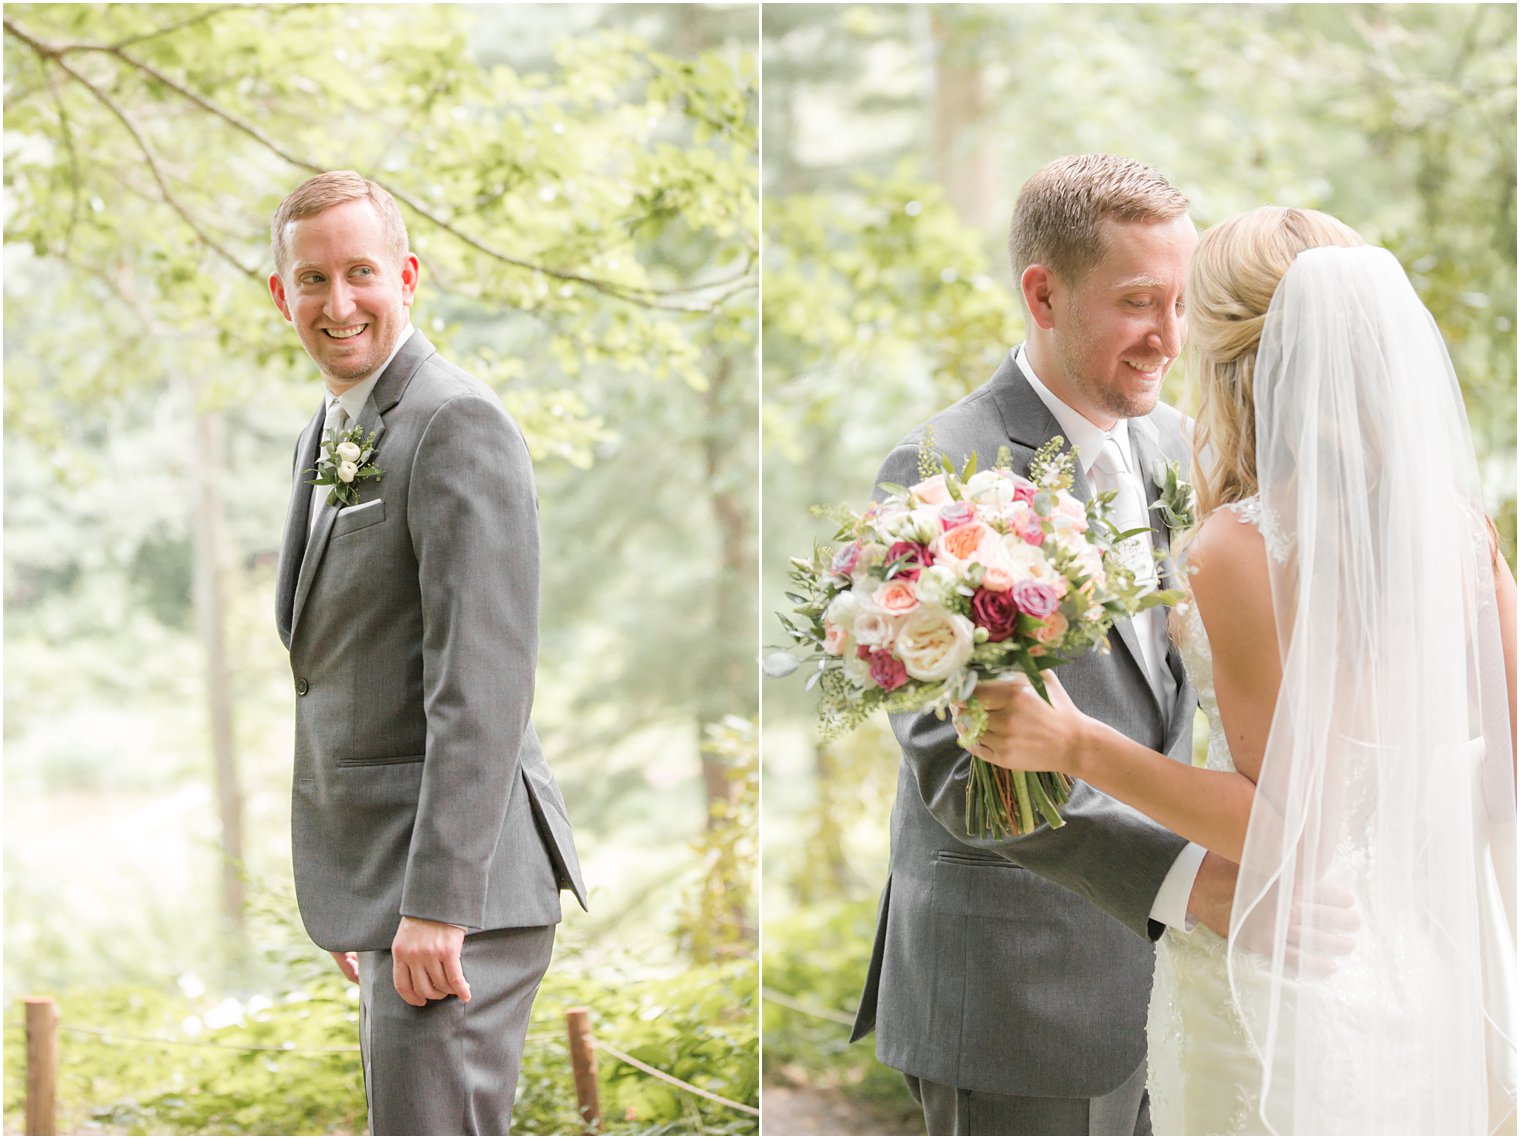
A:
[[295, 678, 310, 696]]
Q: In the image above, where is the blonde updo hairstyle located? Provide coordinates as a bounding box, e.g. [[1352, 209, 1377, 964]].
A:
[[1188, 207, 1364, 517]]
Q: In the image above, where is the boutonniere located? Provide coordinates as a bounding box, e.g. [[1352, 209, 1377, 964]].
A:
[[311, 423, 383, 507], [1149, 459, 1196, 530]]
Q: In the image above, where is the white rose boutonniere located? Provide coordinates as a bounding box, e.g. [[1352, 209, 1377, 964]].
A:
[[1149, 459, 1195, 531], [312, 423, 383, 507]]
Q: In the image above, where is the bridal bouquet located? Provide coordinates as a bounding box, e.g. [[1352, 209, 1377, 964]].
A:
[[770, 438, 1178, 838]]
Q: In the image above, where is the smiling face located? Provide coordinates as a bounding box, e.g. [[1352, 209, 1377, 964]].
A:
[[1024, 213, 1197, 428], [268, 197, 419, 390]]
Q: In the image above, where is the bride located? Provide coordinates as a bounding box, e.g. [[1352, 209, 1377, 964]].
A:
[[971, 207, 1517, 1135]]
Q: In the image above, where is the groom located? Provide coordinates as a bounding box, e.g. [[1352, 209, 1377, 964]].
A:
[[851, 154, 1234, 1135], [270, 171, 587, 1135]]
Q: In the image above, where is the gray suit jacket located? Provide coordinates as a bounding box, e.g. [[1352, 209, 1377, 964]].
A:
[[851, 352, 1197, 1098], [275, 332, 587, 953]]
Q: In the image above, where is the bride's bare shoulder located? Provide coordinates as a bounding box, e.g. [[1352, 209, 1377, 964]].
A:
[[1185, 504, 1275, 647]]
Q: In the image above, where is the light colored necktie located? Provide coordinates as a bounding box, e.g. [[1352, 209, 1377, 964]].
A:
[[1091, 435, 1165, 687], [307, 400, 349, 537], [1090, 436, 1157, 590]]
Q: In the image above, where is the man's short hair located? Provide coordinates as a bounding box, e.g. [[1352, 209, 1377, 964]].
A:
[[270, 171, 409, 276], [1008, 154, 1189, 289]]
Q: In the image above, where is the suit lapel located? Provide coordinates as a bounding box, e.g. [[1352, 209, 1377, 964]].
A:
[[995, 354, 1154, 698], [286, 330, 436, 643], [1128, 415, 1188, 710], [275, 404, 326, 648]]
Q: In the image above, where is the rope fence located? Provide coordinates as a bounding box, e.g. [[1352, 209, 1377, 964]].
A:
[[760, 985, 858, 1027], [18, 995, 757, 1135]]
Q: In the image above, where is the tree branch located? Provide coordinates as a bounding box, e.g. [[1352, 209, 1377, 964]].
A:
[[5, 13, 756, 313], [40, 63, 84, 255], [20, 44, 259, 278]]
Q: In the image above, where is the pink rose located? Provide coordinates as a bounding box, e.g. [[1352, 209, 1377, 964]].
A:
[[886, 540, 930, 581], [981, 564, 1015, 593], [970, 587, 1021, 642], [1010, 475, 1038, 504], [939, 501, 978, 530], [1014, 579, 1061, 619], [868, 650, 909, 692], [911, 472, 952, 506], [831, 541, 861, 575], [872, 580, 920, 616], [1007, 502, 1045, 547]]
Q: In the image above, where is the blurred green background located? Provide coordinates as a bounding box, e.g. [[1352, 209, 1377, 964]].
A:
[[760, 4, 1515, 1132], [4, 4, 757, 1133]]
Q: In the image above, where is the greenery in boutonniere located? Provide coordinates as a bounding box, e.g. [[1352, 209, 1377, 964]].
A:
[[311, 424, 383, 508], [1149, 459, 1196, 531]]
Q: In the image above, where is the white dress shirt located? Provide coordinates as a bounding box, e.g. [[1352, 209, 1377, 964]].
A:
[[1013, 345, 1203, 931], [307, 325, 416, 530]]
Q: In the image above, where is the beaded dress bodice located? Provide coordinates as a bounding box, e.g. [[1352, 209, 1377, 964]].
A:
[[1145, 497, 1268, 1136]]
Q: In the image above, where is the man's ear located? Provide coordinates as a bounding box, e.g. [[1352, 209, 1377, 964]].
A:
[[269, 272, 293, 322], [400, 253, 420, 308], [1021, 264, 1059, 331]]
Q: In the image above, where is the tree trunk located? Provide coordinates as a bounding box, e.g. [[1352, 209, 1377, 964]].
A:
[[697, 351, 755, 821], [191, 403, 246, 929], [930, 9, 998, 231]]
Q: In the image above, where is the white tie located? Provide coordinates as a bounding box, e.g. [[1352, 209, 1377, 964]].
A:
[[308, 400, 349, 537], [1091, 435, 1166, 689], [1091, 436, 1157, 589]]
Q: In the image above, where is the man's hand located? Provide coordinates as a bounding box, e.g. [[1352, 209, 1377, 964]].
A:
[[1187, 850, 1238, 938], [391, 916, 471, 1007], [330, 951, 360, 984], [1188, 851, 1360, 976]]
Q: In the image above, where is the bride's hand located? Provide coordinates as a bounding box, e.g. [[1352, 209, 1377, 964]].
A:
[[967, 671, 1089, 774]]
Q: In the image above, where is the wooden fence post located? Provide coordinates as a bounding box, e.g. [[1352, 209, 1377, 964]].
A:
[[25, 996, 58, 1136], [564, 1006, 602, 1133]]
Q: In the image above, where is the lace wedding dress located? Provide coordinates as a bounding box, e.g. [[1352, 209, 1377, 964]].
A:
[[1145, 497, 1518, 1136], [1145, 498, 1271, 1136]]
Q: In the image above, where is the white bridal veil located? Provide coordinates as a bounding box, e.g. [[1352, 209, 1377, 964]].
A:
[[1226, 245, 1517, 1135]]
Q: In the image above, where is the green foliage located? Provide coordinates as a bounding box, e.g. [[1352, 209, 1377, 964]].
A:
[[674, 718, 759, 965], [760, 899, 917, 1128], [2, 955, 758, 1136]]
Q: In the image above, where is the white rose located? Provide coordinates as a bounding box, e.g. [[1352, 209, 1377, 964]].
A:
[[842, 649, 874, 687], [912, 564, 960, 607], [906, 506, 943, 544], [964, 469, 1015, 510], [824, 590, 861, 630], [894, 606, 975, 682], [336, 460, 359, 484], [1000, 534, 1054, 583], [336, 440, 362, 463], [852, 597, 901, 649]]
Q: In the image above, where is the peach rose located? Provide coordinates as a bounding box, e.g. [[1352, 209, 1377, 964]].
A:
[[872, 580, 920, 616], [980, 564, 1016, 593], [823, 619, 848, 655], [932, 520, 994, 571]]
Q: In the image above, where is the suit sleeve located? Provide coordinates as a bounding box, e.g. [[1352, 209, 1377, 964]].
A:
[[876, 440, 1189, 940], [399, 393, 540, 929]]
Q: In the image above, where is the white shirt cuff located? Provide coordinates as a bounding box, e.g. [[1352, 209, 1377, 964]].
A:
[[1149, 842, 1207, 931]]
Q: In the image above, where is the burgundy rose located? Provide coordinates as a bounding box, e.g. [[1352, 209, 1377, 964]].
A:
[[939, 501, 978, 530], [886, 540, 930, 581], [869, 650, 909, 692], [1013, 579, 1060, 619], [857, 643, 873, 661], [971, 587, 1021, 642]]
